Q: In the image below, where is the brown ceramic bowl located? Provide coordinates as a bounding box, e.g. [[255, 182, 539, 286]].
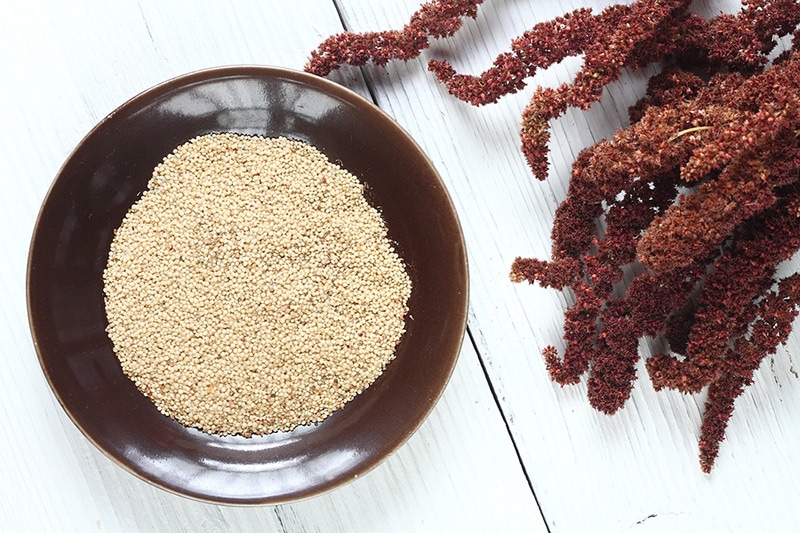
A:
[[27, 66, 468, 504]]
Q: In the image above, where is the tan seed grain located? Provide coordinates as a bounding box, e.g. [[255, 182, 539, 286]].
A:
[[103, 133, 411, 435]]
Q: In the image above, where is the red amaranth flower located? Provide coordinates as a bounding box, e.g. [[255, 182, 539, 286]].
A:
[[698, 273, 800, 473], [305, 0, 484, 76], [309, 0, 800, 473], [514, 53, 800, 469]]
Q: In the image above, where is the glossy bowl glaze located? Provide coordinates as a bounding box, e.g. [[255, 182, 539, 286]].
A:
[[27, 66, 468, 504]]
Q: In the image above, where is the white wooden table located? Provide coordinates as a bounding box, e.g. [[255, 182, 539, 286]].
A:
[[2, 1, 799, 531]]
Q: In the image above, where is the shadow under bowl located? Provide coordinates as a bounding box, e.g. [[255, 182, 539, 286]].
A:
[[27, 66, 468, 505]]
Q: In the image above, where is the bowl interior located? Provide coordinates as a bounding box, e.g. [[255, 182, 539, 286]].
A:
[[27, 66, 468, 504]]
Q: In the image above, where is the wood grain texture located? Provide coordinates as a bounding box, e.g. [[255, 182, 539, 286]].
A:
[[0, 1, 543, 531], [334, 0, 800, 531]]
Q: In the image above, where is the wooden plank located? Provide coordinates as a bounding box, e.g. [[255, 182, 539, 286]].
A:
[[333, 0, 800, 530], [0, 1, 544, 531]]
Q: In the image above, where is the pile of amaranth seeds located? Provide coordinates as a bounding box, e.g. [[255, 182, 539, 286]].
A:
[[103, 133, 412, 435]]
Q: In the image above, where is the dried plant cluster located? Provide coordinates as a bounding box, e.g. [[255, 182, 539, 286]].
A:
[[306, 0, 800, 472]]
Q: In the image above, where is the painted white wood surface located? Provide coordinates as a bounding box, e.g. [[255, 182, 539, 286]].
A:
[[0, 1, 543, 532], [2, 0, 799, 532], [336, 0, 800, 531]]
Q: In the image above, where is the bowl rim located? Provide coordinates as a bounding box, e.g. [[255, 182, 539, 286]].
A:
[[26, 64, 470, 505]]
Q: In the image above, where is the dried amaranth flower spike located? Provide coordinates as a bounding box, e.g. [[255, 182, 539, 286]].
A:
[[306, 0, 484, 77], [512, 51, 800, 472], [308, 0, 800, 472]]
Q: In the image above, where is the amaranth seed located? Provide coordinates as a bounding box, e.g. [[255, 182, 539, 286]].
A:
[[103, 133, 411, 436]]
